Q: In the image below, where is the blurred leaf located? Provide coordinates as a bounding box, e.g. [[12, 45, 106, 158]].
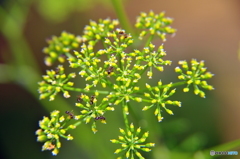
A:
[[162, 118, 190, 135], [35, 0, 112, 23], [179, 133, 207, 152], [0, 64, 13, 83]]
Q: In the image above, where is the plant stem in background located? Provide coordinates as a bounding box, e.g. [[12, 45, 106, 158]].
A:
[[111, 0, 134, 35], [203, 139, 240, 157], [0, 6, 40, 74]]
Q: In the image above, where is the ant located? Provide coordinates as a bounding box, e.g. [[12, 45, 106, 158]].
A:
[[65, 111, 74, 119], [118, 31, 124, 35], [76, 95, 82, 102], [55, 67, 60, 74], [106, 66, 114, 75], [59, 54, 67, 59], [118, 31, 128, 38], [90, 95, 95, 105], [95, 116, 106, 121]]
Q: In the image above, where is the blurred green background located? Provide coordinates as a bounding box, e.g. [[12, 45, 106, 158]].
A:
[[1, 0, 240, 159]]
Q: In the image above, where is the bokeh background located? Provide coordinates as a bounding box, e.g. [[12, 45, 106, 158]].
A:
[[1, 0, 240, 159]]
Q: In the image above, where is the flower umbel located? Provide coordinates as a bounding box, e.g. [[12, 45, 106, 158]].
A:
[[111, 123, 155, 159], [38, 65, 76, 101], [82, 18, 119, 43], [135, 11, 176, 41], [75, 93, 115, 133], [131, 43, 171, 79], [43, 31, 82, 66], [175, 59, 215, 98], [36, 110, 76, 155], [142, 81, 181, 122]]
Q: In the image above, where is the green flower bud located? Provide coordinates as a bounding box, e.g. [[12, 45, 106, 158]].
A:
[[37, 135, 47, 142]]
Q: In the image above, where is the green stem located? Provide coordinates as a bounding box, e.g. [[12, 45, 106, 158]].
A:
[[135, 81, 187, 95], [127, 102, 141, 126], [139, 64, 149, 75], [102, 39, 108, 49], [73, 120, 82, 127], [130, 65, 148, 88], [185, 139, 240, 159], [162, 81, 187, 88], [64, 86, 110, 94], [111, 0, 134, 35], [65, 121, 82, 131], [145, 35, 154, 47], [203, 139, 240, 155], [0, 6, 40, 74], [122, 100, 129, 131], [135, 34, 154, 66]]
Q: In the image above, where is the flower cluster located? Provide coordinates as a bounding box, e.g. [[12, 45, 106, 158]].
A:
[[111, 123, 155, 159], [129, 43, 172, 79], [38, 65, 76, 101], [75, 92, 114, 133], [36, 11, 215, 158], [142, 81, 181, 122], [82, 18, 119, 43], [103, 29, 134, 54], [68, 29, 134, 90], [42, 31, 82, 66], [135, 11, 176, 41], [175, 59, 215, 98], [68, 43, 106, 89], [36, 110, 77, 155]]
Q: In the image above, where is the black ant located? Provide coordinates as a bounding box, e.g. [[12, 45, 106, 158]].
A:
[[65, 111, 74, 119], [55, 67, 60, 74], [90, 95, 95, 105], [118, 31, 128, 38], [107, 66, 114, 75], [118, 31, 124, 35], [76, 95, 82, 102], [59, 54, 67, 59], [95, 116, 106, 120]]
